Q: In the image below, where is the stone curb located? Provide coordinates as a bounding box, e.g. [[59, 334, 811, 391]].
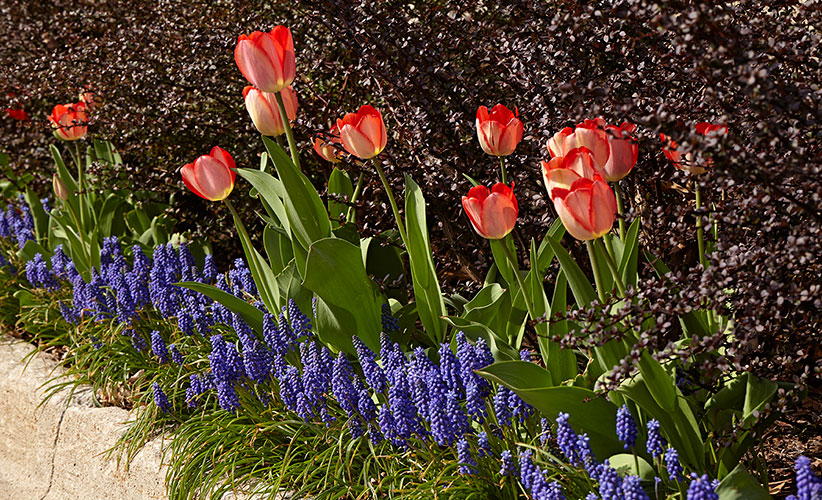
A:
[[0, 335, 167, 500]]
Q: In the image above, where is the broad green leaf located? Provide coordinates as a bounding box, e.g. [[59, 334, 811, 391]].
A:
[[463, 283, 506, 325], [404, 175, 446, 344], [24, 186, 48, 242], [637, 350, 677, 412], [177, 282, 263, 333], [327, 167, 354, 223], [18, 240, 52, 262], [545, 235, 596, 307], [742, 373, 778, 424], [535, 218, 567, 272], [50, 145, 78, 192], [478, 361, 623, 458], [443, 316, 519, 360], [607, 454, 654, 480], [618, 372, 705, 469], [263, 225, 292, 275], [529, 238, 555, 384], [716, 464, 771, 500], [259, 138, 331, 247], [52, 217, 89, 279], [489, 237, 516, 286], [97, 194, 123, 238], [363, 236, 407, 302], [303, 238, 382, 354]]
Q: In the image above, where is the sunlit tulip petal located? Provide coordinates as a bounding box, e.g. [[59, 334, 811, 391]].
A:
[[462, 183, 518, 240], [180, 147, 236, 201], [48, 102, 87, 141], [475, 104, 523, 156], [234, 26, 296, 94], [337, 105, 387, 160]]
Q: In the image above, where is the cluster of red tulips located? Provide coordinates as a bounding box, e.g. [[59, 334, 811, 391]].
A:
[[172, 24, 725, 248]]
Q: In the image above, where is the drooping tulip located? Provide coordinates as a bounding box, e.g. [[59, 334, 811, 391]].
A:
[[313, 124, 343, 163], [461, 183, 518, 240], [601, 122, 638, 182], [660, 122, 726, 175], [180, 146, 236, 201], [234, 26, 296, 94], [48, 102, 87, 141], [541, 147, 602, 195], [549, 175, 617, 241], [337, 105, 387, 160], [475, 104, 524, 156], [243, 85, 297, 137]]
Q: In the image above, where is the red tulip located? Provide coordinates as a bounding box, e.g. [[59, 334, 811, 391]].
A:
[[548, 117, 636, 181], [48, 102, 87, 141], [336, 105, 387, 160], [601, 121, 638, 181], [234, 26, 296, 94], [661, 122, 726, 175], [475, 104, 524, 156], [180, 146, 236, 201], [5, 108, 28, 121], [541, 147, 602, 195], [243, 85, 297, 137], [550, 174, 617, 241], [313, 124, 343, 163], [462, 182, 518, 240]]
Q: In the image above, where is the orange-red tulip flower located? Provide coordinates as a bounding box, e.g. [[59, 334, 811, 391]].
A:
[[313, 124, 343, 163], [243, 85, 297, 137], [48, 102, 87, 141], [462, 183, 518, 240], [475, 104, 524, 156], [541, 147, 602, 194], [550, 174, 617, 241], [180, 146, 236, 201], [337, 105, 387, 160], [5, 108, 27, 121], [661, 122, 726, 175], [234, 26, 296, 94], [602, 121, 638, 182]]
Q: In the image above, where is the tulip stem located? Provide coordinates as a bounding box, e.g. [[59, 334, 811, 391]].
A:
[[695, 183, 708, 270], [596, 237, 626, 296], [586, 240, 607, 303], [501, 238, 538, 325], [346, 174, 365, 223], [275, 91, 301, 171], [73, 142, 86, 234], [499, 156, 508, 185], [614, 183, 626, 241], [372, 156, 408, 246]]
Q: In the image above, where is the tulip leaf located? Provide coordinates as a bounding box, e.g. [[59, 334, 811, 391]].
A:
[[477, 361, 623, 459], [607, 454, 655, 480], [545, 234, 596, 307], [617, 371, 705, 470], [489, 237, 516, 286], [548, 271, 578, 382], [715, 464, 771, 500], [528, 238, 555, 384], [462, 283, 506, 325], [23, 186, 49, 243], [637, 350, 677, 412], [176, 281, 263, 333], [618, 217, 641, 288], [258, 138, 331, 247], [18, 240, 52, 263], [228, 206, 280, 313], [263, 224, 292, 275], [327, 167, 354, 223], [535, 218, 567, 273], [303, 237, 383, 354], [404, 175, 447, 345]]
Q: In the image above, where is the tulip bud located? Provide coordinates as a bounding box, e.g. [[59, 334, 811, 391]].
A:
[[234, 26, 296, 94], [53, 174, 70, 200], [337, 105, 387, 160], [180, 146, 236, 201], [243, 85, 297, 137], [475, 104, 524, 156], [48, 102, 87, 141], [461, 183, 518, 240]]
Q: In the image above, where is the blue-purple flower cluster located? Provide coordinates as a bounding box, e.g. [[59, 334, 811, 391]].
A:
[[787, 456, 822, 500], [0, 195, 35, 250]]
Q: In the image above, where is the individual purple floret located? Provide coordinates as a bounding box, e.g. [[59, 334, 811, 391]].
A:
[[150, 330, 168, 363], [686, 474, 718, 500], [665, 447, 683, 480], [456, 437, 476, 475], [646, 419, 666, 458], [152, 382, 171, 413], [616, 404, 638, 450]]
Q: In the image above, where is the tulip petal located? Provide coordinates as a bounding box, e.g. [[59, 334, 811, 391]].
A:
[[574, 127, 609, 168], [358, 113, 386, 155], [554, 193, 596, 241], [591, 180, 617, 236], [462, 195, 487, 237], [340, 124, 377, 159], [481, 193, 517, 239], [192, 156, 234, 201], [181, 163, 207, 200], [543, 168, 583, 198], [235, 38, 281, 93]]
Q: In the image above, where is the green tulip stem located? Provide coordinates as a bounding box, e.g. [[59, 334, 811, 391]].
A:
[[498, 156, 508, 185], [275, 91, 301, 171], [597, 237, 626, 296], [65, 200, 91, 266], [371, 156, 408, 246], [500, 236, 538, 323], [614, 183, 626, 241], [695, 183, 708, 270], [586, 240, 607, 303], [346, 174, 365, 223]]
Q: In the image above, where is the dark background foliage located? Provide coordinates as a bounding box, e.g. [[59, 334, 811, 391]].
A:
[[2, 0, 820, 481]]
